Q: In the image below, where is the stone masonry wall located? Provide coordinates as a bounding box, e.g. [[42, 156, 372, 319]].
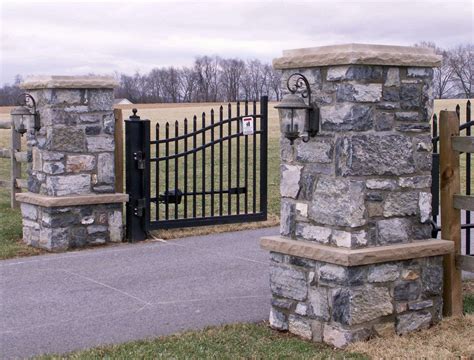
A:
[[19, 82, 123, 250], [268, 46, 443, 348], [269, 252, 443, 347], [26, 88, 115, 195], [279, 65, 434, 248]]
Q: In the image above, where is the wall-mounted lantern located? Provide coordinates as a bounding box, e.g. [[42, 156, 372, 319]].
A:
[[10, 93, 40, 136], [275, 73, 319, 144]]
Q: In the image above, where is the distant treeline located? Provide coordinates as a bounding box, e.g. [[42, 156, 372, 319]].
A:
[[0, 43, 472, 106], [114, 56, 282, 104]]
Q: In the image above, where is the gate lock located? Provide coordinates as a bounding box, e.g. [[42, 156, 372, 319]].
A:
[[158, 189, 183, 205], [133, 151, 146, 170], [133, 198, 146, 217]]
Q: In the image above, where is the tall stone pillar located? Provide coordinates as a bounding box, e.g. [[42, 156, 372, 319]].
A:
[[16, 76, 128, 251], [261, 44, 453, 347]]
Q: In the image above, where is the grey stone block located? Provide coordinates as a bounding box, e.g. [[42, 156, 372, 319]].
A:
[[377, 218, 412, 244], [309, 287, 330, 321], [309, 177, 366, 227], [400, 83, 422, 110], [321, 104, 373, 131], [382, 86, 400, 101], [336, 135, 415, 176], [97, 153, 115, 185], [383, 191, 419, 217], [280, 200, 295, 237], [50, 127, 85, 152], [393, 281, 421, 301], [269, 307, 288, 331], [375, 112, 394, 131], [368, 264, 400, 283], [46, 174, 91, 196], [396, 311, 431, 335], [337, 84, 382, 102], [87, 136, 114, 152], [270, 264, 307, 301], [295, 137, 333, 163]]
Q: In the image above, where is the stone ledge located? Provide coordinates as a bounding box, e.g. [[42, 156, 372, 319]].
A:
[[21, 75, 118, 90], [273, 43, 442, 69], [260, 236, 453, 266], [16, 192, 128, 207]]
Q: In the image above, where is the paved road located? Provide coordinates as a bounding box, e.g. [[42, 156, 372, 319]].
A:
[[0, 227, 277, 359]]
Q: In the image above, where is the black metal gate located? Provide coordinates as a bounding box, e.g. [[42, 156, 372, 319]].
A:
[[125, 97, 268, 241]]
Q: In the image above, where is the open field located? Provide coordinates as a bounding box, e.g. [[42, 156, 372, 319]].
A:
[[0, 99, 472, 256]]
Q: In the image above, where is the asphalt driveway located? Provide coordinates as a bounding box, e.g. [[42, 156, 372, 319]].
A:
[[0, 227, 277, 359]]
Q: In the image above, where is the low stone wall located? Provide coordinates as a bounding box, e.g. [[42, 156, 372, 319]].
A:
[[21, 202, 122, 250], [269, 252, 443, 347]]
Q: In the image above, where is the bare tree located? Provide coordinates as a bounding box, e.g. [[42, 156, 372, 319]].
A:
[[449, 44, 474, 98], [220, 58, 245, 101]]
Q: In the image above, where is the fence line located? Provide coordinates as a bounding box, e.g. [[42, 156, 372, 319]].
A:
[[0, 118, 27, 208], [439, 110, 474, 316]]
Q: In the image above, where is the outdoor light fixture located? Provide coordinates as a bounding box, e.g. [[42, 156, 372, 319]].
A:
[[11, 93, 40, 136], [275, 73, 319, 144]]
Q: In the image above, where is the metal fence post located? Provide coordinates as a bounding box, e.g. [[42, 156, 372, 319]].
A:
[[125, 109, 150, 242]]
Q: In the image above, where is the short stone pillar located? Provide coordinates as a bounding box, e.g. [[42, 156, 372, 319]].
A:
[[16, 76, 128, 251], [261, 44, 454, 347]]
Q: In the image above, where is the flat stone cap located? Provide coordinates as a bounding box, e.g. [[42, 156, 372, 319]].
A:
[[21, 75, 118, 90], [273, 43, 442, 69]]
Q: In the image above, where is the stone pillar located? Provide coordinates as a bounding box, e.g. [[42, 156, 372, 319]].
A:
[[16, 76, 128, 251], [261, 44, 453, 347]]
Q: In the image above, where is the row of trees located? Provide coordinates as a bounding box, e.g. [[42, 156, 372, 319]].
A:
[[114, 56, 282, 103], [416, 42, 473, 99], [0, 43, 471, 106]]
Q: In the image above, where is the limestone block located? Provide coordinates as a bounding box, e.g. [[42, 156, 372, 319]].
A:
[[332, 286, 393, 325], [384, 68, 400, 87], [108, 210, 123, 242], [295, 203, 308, 217], [87, 89, 114, 111], [366, 179, 397, 190], [288, 315, 312, 340], [332, 230, 351, 248], [269, 307, 288, 330], [280, 200, 295, 237], [419, 192, 432, 223], [368, 264, 400, 283], [45, 174, 91, 196], [407, 68, 433, 78], [97, 153, 115, 185], [336, 135, 415, 176], [49, 127, 85, 152], [87, 136, 114, 152], [320, 104, 373, 131], [319, 264, 346, 283], [295, 303, 308, 316], [398, 175, 431, 189], [280, 164, 302, 198], [43, 161, 65, 175], [309, 287, 330, 321], [323, 324, 371, 348], [396, 311, 431, 335], [383, 191, 419, 217], [336, 83, 382, 102], [377, 218, 412, 244], [295, 138, 333, 163], [374, 112, 394, 131], [295, 223, 331, 244], [395, 111, 420, 121], [66, 155, 96, 173], [309, 177, 366, 227], [270, 264, 307, 301], [327, 65, 382, 81]]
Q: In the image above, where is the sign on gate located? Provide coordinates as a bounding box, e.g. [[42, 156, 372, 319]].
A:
[[242, 116, 254, 135]]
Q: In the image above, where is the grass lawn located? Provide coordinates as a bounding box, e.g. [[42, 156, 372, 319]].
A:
[[39, 323, 366, 360], [38, 291, 474, 360]]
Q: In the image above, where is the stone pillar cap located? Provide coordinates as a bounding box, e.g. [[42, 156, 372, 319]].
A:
[[273, 43, 442, 69], [21, 75, 118, 90]]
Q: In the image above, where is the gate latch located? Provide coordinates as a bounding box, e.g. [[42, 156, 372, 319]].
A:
[[159, 189, 183, 205], [133, 198, 146, 217], [133, 151, 146, 170]]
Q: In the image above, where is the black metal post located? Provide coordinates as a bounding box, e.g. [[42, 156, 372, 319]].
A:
[[125, 109, 150, 242], [260, 96, 268, 218]]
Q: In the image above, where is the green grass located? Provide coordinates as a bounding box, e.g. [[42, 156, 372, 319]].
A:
[[39, 323, 367, 360], [464, 294, 474, 314], [0, 188, 42, 259]]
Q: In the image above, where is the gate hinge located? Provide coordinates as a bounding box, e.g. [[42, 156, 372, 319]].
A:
[[133, 198, 146, 217], [133, 151, 146, 170]]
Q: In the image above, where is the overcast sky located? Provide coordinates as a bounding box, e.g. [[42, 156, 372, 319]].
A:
[[0, 0, 472, 85]]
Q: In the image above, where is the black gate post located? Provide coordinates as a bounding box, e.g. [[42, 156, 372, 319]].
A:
[[125, 109, 150, 242]]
